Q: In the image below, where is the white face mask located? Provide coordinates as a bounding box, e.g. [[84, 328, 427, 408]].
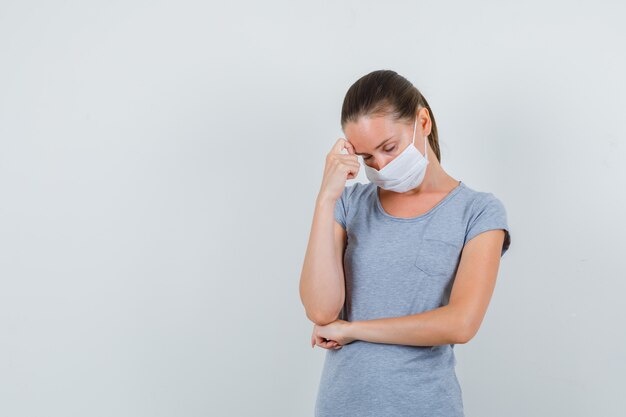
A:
[[363, 115, 429, 193]]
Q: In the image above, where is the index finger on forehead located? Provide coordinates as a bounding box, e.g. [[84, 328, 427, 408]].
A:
[[343, 139, 356, 155], [333, 137, 350, 154]]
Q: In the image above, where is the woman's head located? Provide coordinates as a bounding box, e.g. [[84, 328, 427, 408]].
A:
[[340, 70, 440, 171]]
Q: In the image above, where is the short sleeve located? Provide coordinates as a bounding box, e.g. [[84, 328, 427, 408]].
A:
[[465, 194, 511, 257], [334, 186, 348, 230], [333, 183, 361, 230]]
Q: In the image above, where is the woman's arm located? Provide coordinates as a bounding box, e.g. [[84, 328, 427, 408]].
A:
[[299, 197, 347, 326], [299, 138, 359, 326]]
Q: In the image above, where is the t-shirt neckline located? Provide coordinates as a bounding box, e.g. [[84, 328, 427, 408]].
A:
[[374, 180, 465, 222]]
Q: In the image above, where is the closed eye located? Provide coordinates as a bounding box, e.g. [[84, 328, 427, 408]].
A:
[[363, 146, 397, 160]]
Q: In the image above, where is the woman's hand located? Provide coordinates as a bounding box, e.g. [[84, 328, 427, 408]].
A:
[[318, 138, 360, 203], [311, 319, 356, 350]]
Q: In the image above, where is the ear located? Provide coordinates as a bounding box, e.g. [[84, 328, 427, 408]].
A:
[[417, 107, 431, 131]]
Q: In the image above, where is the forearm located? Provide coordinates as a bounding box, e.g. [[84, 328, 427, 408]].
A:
[[347, 305, 467, 346], [299, 195, 344, 324]]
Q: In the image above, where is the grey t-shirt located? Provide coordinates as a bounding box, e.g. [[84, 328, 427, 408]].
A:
[[314, 180, 511, 417]]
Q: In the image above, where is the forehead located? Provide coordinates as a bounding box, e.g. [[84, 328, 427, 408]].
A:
[[344, 115, 401, 154], [345, 115, 394, 136]]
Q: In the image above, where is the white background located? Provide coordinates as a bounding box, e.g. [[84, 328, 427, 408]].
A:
[[1, 1, 625, 416]]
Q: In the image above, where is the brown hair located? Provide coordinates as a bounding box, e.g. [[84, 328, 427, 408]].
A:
[[340, 69, 441, 163]]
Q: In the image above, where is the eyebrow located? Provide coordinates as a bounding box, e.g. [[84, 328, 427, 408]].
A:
[[354, 135, 395, 156]]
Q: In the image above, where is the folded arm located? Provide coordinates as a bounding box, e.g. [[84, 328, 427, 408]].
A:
[[346, 229, 506, 346]]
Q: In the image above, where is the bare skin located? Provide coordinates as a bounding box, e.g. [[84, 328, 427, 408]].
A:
[[303, 107, 506, 350], [299, 137, 360, 350]]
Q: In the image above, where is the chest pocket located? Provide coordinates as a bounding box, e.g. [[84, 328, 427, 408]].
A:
[[414, 238, 462, 277]]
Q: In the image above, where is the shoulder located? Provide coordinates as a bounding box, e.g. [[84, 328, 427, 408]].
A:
[[459, 182, 508, 214], [339, 181, 374, 205], [334, 182, 375, 230], [460, 182, 511, 255]]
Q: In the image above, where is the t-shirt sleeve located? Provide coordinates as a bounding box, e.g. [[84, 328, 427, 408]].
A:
[[334, 186, 348, 230], [465, 193, 511, 257], [334, 182, 361, 230]]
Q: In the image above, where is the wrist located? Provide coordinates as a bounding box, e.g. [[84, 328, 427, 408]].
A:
[[346, 320, 360, 341], [316, 193, 337, 208]]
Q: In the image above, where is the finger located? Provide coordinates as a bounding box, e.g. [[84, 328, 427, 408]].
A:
[[331, 138, 350, 155], [318, 336, 333, 347], [332, 155, 359, 168], [343, 139, 356, 155], [336, 154, 360, 165], [324, 339, 339, 348], [343, 163, 360, 179], [315, 336, 337, 350]]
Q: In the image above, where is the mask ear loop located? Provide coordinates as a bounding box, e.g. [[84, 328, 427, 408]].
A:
[[412, 114, 428, 161], [419, 113, 429, 161]]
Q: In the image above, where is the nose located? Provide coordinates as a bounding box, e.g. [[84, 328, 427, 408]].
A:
[[368, 158, 384, 171]]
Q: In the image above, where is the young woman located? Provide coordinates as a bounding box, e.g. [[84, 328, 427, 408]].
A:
[[299, 69, 511, 417]]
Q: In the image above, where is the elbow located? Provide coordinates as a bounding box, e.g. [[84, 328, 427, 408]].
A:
[[454, 319, 479, 345], [454, 328, 473, 345], [301, 288, 344, 326], [306, 308, 342, 326]]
